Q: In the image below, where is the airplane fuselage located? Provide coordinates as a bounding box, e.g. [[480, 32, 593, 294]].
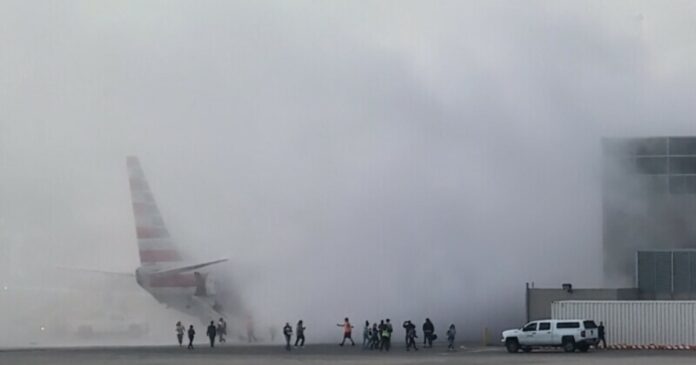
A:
[[135, 267, 221, 321]]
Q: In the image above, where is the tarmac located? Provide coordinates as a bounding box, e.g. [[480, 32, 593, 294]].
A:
[[3, 344, 696, 365]]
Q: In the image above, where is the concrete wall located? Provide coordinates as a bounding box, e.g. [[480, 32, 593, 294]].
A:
[[527, 288, 639, 322]]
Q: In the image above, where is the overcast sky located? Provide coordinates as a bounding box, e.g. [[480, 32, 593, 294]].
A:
[[2, 1, 696, 343]]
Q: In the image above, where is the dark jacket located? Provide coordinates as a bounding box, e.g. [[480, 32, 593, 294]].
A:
[[207, 324, 217, 337], [403, 322, 417, 338], [188, 327, 195, 339], [423, 321, 434, 333]]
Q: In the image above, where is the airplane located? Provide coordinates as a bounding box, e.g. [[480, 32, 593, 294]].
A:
[[127, 156, 229, 322]]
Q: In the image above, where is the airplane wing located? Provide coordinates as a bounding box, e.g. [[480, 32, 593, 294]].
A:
[[150, 258, 228, 277]]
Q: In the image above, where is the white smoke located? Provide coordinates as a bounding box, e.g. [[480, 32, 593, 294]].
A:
[[2, 0, 696, 347]]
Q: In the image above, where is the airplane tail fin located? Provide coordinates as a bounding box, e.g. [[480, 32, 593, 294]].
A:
[[127, 156, 183, 265]]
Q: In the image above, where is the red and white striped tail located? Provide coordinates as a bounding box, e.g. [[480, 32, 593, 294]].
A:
[[127, 156, 182, 265]]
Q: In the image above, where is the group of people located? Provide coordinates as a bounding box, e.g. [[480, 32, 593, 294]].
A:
[[282, 320, 306, 351], [372, 318, 457, 351], [357, 317, 456, 352], [360, 319, 395, 351], [415, 318, 457, 350], [175, 318, 227, 350], [175, 316, 457, 352]]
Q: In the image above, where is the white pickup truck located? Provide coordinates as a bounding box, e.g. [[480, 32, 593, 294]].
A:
[[501, 319, 598, 353]]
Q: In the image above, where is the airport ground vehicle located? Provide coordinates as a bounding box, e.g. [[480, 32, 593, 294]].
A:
[[501, 319, 598, 353]]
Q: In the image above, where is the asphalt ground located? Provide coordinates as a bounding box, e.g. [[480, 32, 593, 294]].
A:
[[3, 344, 696, 365]]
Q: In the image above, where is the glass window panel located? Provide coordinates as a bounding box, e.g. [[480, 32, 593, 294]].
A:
[[669, 137, 696, 155], [635, 157, 668, 174], [670, 176, 696, 194], [670, 157, 696, 174]]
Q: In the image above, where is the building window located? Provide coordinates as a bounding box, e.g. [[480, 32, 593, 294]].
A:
[[670, 157, 696, 174], [635, 157, 668, 174], [669, 137, 696, 155], [631, 138, 668, 155], [669, 176, 696, 194]]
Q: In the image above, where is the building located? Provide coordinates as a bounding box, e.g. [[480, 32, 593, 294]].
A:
[[603, 136, 696, 287], [527, 137, 696, 321], [526, 285, 639, 322]]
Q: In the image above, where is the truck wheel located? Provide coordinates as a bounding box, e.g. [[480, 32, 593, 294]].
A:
[[506, 339, 520, 353], [562, 338, 576, 353]]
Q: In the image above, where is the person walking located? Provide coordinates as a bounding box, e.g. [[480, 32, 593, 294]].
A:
[[422, 318, 434, 348], [337, 317, 355, 346], [207, 321, 217, 348], [187, 325, 196, 349], [295, 320, 306, 347], [598, 322, 606, 349], [362, 321, 370, 349], [176, 321, 185, 347], [381, 319, 393, 352], [370, 323, 379, 350], [403, 320, 418, 351], [283, 322, 293, 351], [446, 324, 456, 351], [217, 318, 227, 343], [377, 320, 386, 351]]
